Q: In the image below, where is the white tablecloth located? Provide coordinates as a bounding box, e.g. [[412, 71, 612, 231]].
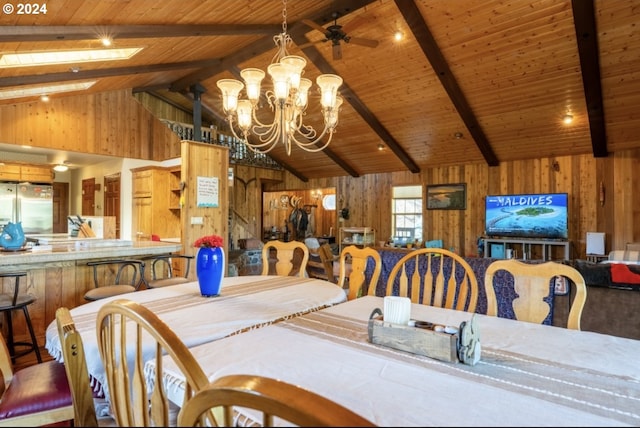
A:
[[45, 275, 346, 401], [152, 296, 640, 427]]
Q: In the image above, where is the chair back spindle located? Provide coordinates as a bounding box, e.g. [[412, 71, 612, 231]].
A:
[[385, 248, 478, 312]]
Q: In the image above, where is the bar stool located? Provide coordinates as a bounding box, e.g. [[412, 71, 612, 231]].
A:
[[144, 253, 194, 288], [84, 259, 146, 301], [0, 271, 42, 364]]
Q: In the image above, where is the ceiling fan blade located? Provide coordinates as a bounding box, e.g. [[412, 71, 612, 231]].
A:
[[347, 37, 379, 48], [302, 19, 328, 35], [332, 43, 342, 60]]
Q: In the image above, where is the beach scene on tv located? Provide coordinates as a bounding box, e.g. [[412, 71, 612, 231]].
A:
[[485, 193, 568, 239]]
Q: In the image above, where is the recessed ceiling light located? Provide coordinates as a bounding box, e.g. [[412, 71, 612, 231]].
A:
[[563, 114, 573, 124], [40, 94, 50, 102], [394, 31, 403, 41], [0, 47, 142, 68]]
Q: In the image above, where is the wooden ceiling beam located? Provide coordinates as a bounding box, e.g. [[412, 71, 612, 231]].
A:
[[395, 0, 499, 167], [571, 0, 607, 158]]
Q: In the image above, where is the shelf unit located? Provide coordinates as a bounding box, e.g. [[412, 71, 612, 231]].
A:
[[483, 237, 570, 261], [339, 227, 375, 253], [168, 166, 182, 211]]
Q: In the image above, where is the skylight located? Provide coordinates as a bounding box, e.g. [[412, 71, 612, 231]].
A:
[[0, 81, 96, 100], [0, 47, 143, 68]]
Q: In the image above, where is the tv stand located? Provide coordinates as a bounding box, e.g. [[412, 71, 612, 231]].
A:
[[483, 237, 570, 261]]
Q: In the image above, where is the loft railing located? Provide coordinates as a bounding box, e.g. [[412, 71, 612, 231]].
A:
[[160, 119, 283, 170]]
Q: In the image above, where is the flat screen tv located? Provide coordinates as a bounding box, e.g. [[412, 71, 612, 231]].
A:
[[485, 193, 568, 239]]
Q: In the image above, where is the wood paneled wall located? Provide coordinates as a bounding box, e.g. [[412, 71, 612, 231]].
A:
[[0, 89, 181, 162], [262, 150, 638, 259]]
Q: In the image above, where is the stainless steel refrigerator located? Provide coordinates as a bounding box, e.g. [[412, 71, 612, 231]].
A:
[[0, 182, 53, 234]]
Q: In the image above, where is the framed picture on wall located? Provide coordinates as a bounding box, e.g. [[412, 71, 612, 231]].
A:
[[427, 183, 467, 210]]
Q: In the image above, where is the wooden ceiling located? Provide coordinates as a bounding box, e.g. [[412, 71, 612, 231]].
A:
[[1, 0, 638, 181]]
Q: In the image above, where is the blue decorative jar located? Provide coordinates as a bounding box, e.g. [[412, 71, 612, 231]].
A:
[[0, 221, 26, 250], [196, 246, 225, 297]]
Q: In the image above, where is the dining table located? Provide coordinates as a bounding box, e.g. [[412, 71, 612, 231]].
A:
[[148, 295, 640, 427], [44, 275, 347, 414]]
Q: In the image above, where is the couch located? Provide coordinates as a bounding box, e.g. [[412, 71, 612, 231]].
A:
[[606, 249, 640, 264]]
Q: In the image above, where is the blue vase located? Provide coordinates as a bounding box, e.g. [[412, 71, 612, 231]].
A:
[[196, 246, 225, 297]]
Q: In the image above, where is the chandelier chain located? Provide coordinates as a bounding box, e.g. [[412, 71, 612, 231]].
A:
[[281, 0, 287, 34]]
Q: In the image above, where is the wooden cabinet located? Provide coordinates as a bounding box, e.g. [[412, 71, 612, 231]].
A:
[[0, 164, 21, 181], [131, 166, 176, 240], [0, 163, 53, 182], [21, 165, 53, 182], [132, 197, 153, 240], [132, 169, 154, 198]]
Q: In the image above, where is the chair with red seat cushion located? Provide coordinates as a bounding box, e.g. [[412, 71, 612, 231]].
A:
[[0, 331, 73, 426]]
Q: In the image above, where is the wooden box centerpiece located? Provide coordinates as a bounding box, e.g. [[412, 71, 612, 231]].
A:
[[367, 314, 459, 363]]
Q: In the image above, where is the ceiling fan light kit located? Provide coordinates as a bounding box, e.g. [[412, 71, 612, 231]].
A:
[[217, 0, 343, 156]]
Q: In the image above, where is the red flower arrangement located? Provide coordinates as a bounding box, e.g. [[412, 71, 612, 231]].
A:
[[193, 234, 224, 248]]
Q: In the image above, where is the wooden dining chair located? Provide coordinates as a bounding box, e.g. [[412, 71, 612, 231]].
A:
[[261, 240, 310, 278], [385, 248, 479, 312], [84, 259, 147, 301], [95, 298, 211, 427], [306, 243, 338, 283], [176, 374, 376, 427], [0, 327, 73, 427], [484, 259, 587, 330], [145, 254, 194, 288], [338, 245, 382, 300], [55, 307, 99, 427]]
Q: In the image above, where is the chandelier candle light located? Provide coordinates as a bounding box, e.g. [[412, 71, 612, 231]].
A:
[[217, 0, 343, 155]]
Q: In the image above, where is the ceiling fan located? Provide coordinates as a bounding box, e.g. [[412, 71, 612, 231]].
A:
[[299, 12, 379, 60]]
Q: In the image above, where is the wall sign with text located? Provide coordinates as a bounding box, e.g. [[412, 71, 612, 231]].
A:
[[196, 176, 219, 208]]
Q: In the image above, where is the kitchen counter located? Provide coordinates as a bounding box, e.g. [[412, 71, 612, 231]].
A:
[[159, 237, 181, 244], [0, 239, 183, 345], [0, 240, 181, 266]]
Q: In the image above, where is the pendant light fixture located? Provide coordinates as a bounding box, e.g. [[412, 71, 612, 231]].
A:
[[217, 0, 343, 155]]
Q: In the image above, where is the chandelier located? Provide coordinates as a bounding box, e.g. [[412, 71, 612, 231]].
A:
[[216, 0, 343, 155]]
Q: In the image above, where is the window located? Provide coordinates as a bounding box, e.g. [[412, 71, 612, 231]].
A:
[[391, 185, 423, 243]]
